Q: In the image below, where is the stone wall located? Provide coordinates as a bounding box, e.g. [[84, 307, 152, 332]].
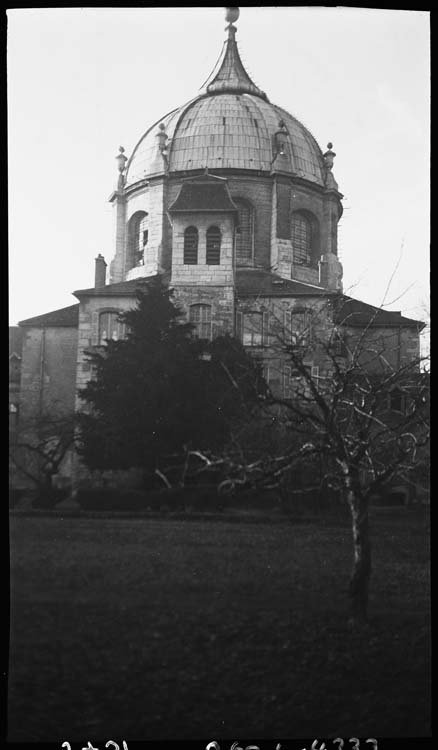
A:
[[19, 326, 78, 422], [344, 325, 421, 372], [170, 212, 234, 287], [166, 174, 273, 269]]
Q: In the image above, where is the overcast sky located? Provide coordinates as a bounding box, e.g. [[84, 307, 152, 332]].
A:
[[8, 7, 430, 330]]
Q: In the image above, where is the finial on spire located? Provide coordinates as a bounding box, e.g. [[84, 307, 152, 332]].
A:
[[225, 7, 240, 25], [206, 7, 267, 100]]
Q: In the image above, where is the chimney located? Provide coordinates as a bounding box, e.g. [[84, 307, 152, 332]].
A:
[[95, 254, 107, 288]]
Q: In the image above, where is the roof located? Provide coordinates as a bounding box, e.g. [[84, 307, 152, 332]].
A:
[[206, 24, 267, 100], [126, 94, 326, 186], [236, 272, 425, 329], [236, 269, 328, 297], [168, 175, 238, 213], [73, 275, 161, 299], [19, 304, 79, 328], [124, 19, 326, 187], [334, 296, 425, 330]]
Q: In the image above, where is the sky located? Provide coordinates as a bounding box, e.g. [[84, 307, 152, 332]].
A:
[[8, 7, 430, 338]]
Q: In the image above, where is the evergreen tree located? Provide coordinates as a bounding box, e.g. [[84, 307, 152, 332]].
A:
[[77, 278, 264, 475]]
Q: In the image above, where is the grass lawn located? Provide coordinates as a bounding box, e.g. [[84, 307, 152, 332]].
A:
[[8, 509, 430, 741]]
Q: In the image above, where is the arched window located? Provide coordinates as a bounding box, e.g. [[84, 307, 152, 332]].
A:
[[128, 211, 149, 268], [184, 226, 198, 265], [98, 311, 126, 345], [234, 198, 253, 265], [291, 211, 317, 266], [206, 226, 221, 265], [190, 304, 212, 340]]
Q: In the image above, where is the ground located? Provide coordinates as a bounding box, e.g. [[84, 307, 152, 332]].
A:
[[8, 508, 430, 741]]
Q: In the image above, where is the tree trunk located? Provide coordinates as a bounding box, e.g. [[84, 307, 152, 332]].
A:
[[345, 475, 371, 624]]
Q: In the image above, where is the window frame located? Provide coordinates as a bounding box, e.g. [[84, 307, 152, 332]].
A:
[[128, 211, 149, 268], [183, 226, 199, 265], [206, 225, 221, 265], [290, 210, 319, 268], [189, 303, 212, 341], [233, 197, 254, 266], [98, 309, 126, 346]]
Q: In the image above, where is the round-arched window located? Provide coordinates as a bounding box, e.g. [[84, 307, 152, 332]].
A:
[[128, 211, 149, 268], [234, 198, 254, 266], [291, 212, 314, 266], [206, 226, 221, 265], [184, 226, 198, 264]]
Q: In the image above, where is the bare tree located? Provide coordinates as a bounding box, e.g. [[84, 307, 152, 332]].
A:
[[181, 298, 429, 625], [10, 411, 76, 505]]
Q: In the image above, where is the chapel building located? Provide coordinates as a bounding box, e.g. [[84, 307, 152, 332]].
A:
[[12, 8, 424, 490]]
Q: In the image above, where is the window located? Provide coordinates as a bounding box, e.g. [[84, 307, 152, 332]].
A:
[[329, 329, 345, 357], [234, 199, 253, 265], [190, 304, 212, 340], [389, 388, 406, 413], [291, 212, 313, 265], [9, 354, 21, 384], [285, 309, 313, 347], [242, 312, 263, 347], [184, 226, 198, 265], [98, 311, 126, 345], [129, 211, 149, 267], [206, 226, 221, 265], [283, 364, 316, 398]]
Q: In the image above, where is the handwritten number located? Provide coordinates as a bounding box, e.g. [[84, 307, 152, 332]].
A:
[[333, 741, 344, 750], [311, 741, 326, 750], [105, 743, 119, 750], [61, 744, 71, 750], [349, 740, 360, 750], [366, 741, 378, 750]]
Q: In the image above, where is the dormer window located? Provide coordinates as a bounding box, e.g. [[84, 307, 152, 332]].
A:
[[184, 226, 198, 264], [206, 226, 221, 264]]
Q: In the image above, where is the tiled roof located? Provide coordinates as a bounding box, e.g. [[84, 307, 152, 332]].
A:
[[126, 93, 326, 185], [169, 176, 238, 213], [334, 296, 425, 329], [9, 326, 23, 356], [19, 304, 79, 328], [236, 269, 328, 297], [73, 275, 161, 299]]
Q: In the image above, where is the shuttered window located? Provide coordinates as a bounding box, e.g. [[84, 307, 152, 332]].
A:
[[206, 226, 221, 265], [184, 226, 198, 264]]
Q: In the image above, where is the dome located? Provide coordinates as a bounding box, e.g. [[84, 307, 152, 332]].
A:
[[125, 94, 326, 187], [124, 13, 326, 188]]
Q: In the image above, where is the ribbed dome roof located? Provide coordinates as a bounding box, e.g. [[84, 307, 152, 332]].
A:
[[125, 14, 326, 188]]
